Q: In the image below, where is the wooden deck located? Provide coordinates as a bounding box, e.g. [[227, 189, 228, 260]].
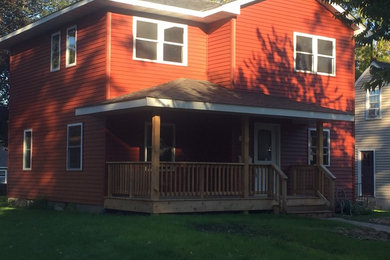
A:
[[105, 162, 287, 213]]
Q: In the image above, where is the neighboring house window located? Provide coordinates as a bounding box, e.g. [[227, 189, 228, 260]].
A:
[[66, 26, 77, 67], [366, 89, 381, 119], [133, 17, 187, 65], [0, 168, 7, 184], [23, 129, 32, 170], [51, 32, 61, 71], [308, 128, 330, 166], [294, 32, 335, 76], [145, 123, 175, 162], [67, 123, 83, 170]]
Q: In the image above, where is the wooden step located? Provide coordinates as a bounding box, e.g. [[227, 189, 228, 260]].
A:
[[285, 196, 333, 217]]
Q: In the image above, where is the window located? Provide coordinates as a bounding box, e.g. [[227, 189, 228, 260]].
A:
[[67, 123, 83, 170], [308, 128, 330, 166], [366, 89, 381, 119], [294, 32, 335, 75], [145, 123, 175, 162], [66, 26, 77, 67], [0, 168, 7, 184], [23, 129, 32, 170], [51, 32, 61, 71], [134, 17, 187, 65]]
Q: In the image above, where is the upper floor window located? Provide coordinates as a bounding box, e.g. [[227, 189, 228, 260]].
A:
[[66, 26, 77, 67], [67, 123, 83, 171], [51, 32, 61, 71], [133, 17, 187, 65], [308, 128, 330, 166], [294, 32, 335, 76], [23, 129, 32, 170], [366, 89, 381, 119]]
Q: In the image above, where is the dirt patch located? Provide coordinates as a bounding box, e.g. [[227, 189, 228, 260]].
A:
[[369, 217, 390, 226], [338, 227, 390, 241]]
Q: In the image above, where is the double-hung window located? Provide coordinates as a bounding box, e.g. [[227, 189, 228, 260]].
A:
[[134, 17, 187, 65], [308, 128, 330, 166], [67, 123, 83, 170], [51, 32, 61, 71], [66, 25, 77, 67], [0, 168, 6, 184], [366, 89, 381, 119], [23, 129, 32, 170], [294, 32, 335, 76]]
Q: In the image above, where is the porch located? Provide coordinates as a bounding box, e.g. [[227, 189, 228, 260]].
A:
[[75, 79, 352, 214], [104, 162, 335, 214]]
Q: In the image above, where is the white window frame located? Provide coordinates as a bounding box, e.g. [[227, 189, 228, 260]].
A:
[[23, 129, 32, 170], [66, 25, 77, 67], [308, 128, 330, 166], [66, 123, 83, 171], [294, 32, 336, 76], [365, 89, 381, 120], [0, 168, 7, 184], [50, 31, 61, 72], [133, 17, 188, 66]]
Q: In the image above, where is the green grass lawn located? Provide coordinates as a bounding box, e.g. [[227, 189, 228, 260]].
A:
[[0, 199, 389, 259]]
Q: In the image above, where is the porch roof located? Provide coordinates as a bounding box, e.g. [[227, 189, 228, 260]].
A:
[[76, 78, 354, 121]]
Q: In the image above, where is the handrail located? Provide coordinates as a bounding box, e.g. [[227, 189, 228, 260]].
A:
[[319, 165, 336, 180], [271, 163, 288, 180]]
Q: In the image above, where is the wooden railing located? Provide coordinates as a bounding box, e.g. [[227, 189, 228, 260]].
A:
[[318, 165, 336, 210], [250, 164, 287, 209], [107, 162, 288, 208], [107, 162, 152, 198], [159, 162, 244, 198], [288, 165, 336, 209]]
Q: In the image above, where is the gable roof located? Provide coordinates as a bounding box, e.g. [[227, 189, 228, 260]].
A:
[[76, 78, 354, 121], [355, 60, 390, 88], [0, 0, 361, 50]]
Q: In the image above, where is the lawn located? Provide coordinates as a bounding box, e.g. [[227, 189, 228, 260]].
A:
[[0, 198, 389, 259]]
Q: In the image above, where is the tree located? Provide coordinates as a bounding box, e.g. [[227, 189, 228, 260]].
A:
[[355, 40, 390, 79], [0, 0, 77, 146], [328, 0, 390, 90]]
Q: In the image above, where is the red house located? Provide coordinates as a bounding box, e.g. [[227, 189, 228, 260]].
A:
[[0, 0, 358, 214]]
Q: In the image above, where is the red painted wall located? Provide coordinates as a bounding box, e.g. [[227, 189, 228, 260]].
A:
[[8, 12, 108, 205], [234, 0, 355, 113], [108, 11, 208, 98]]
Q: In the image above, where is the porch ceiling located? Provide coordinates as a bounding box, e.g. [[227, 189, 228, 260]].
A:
[[75, 78, 354, 122]]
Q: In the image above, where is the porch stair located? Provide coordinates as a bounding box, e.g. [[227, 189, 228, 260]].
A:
[[285, 196, 333, 218]]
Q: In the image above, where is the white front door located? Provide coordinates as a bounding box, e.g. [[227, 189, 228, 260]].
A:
[[253, 123, 280, 193]]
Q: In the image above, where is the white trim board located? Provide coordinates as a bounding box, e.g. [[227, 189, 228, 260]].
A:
[[75, 97, 354, 121]]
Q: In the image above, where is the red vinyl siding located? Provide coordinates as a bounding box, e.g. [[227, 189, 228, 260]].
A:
[[108, 12, 208, 98], [8, 12, 108, 205], [235, 0, 355, 113], [207, 18, 234, 88]]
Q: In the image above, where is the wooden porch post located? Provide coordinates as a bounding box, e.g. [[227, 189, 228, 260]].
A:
[[316, 121, 324, 166], [151, 112, 160, 200], [242, 116, 249, 197]]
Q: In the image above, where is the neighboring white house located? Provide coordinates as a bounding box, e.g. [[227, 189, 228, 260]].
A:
[[355, 60, 390, 209]]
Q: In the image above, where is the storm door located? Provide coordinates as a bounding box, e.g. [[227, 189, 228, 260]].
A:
[[253, 123, 280, 193]]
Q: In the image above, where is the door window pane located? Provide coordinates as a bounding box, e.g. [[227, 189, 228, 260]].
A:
[[257, 130, 272, 161]]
